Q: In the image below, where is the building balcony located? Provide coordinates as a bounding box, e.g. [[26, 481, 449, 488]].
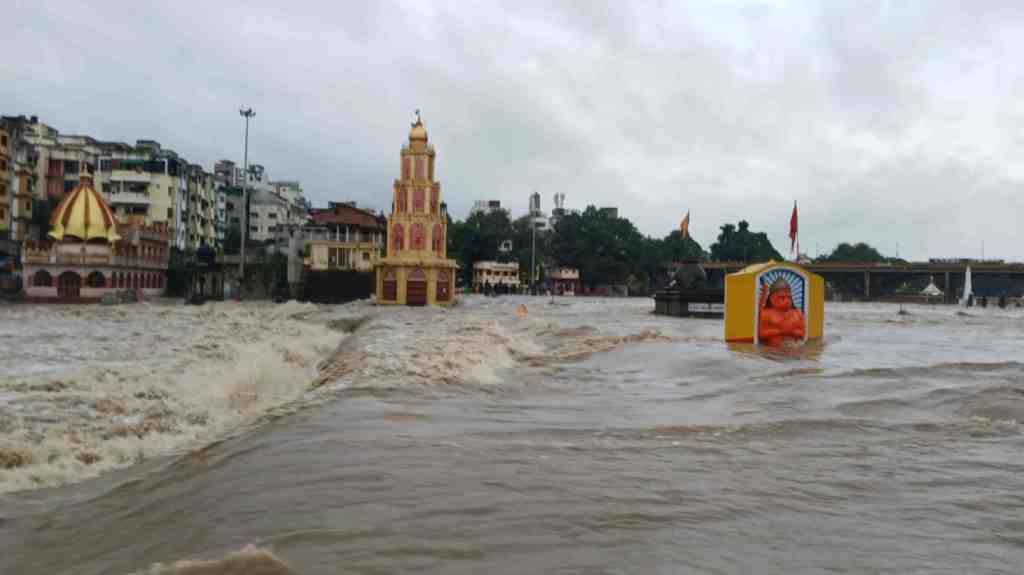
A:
[[108, 192, 152, 206], [107, 170, 153, 184]]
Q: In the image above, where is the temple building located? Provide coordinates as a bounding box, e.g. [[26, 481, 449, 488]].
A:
[[303, 202, 386, 272], [374, 114, 457, 306], [22, 174, 170, 300]]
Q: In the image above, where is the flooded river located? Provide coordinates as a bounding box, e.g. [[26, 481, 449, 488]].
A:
[[2, 297, 1023, 574]]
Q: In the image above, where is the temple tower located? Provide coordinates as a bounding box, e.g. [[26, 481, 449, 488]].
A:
[[374, 113, 457, 306]]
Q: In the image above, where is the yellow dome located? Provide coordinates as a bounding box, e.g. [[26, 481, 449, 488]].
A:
[[48, 177, 120, 243], [409, 117, 428, 142]]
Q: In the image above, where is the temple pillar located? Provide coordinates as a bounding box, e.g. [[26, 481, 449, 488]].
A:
[[944, 272, 951, 303], [864, 271, 871, 299]]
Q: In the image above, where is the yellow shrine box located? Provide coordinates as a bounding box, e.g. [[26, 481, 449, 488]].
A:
[[724, 261, 824, 344]]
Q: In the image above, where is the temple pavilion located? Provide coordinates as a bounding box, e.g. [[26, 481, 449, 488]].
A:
[[22, 173, 170, 300], [374, 113, 457, 306]]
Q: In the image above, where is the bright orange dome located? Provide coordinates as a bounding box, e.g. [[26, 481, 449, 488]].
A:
[[48, 176, 120, 243]]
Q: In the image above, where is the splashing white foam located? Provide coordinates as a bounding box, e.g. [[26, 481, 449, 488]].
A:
[[0, 301, 344, 494]]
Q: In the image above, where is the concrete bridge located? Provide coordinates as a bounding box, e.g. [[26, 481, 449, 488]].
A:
[[702, 261, 1024, 303]]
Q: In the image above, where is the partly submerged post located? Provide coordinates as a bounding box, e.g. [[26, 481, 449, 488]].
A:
[[724, 261, 824, 345]]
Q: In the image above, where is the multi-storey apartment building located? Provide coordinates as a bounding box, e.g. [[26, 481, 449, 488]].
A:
[[0, 125, 10, 239], [186, 164, 217, 250], [93, 140, 187, 250], [247, 189, 289, 243], [0, 116, 102, 200]]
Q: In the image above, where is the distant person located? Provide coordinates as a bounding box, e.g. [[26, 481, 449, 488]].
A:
[[758, 277, 806, 346]]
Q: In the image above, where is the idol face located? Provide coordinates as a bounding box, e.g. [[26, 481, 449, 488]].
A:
[[768, 290, 792, 310]]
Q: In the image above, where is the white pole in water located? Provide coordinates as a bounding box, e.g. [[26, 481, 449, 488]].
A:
[[239, 107, 254, 297]]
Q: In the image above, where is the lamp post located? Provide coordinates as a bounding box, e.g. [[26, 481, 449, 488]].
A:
[[530, 191, 537, 294], [239, 107, 254, 297]]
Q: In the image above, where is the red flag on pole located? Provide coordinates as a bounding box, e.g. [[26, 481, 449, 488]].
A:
[[789, 201, 799, 256]]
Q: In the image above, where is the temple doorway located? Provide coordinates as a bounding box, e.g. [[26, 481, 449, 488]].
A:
[[406, 268, 427, 306], [58, 271, 81, 299]]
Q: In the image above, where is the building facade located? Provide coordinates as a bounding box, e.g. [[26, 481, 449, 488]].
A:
[[247, 189, 289, 243], [22, 175, 170, 300], [473, 261, 521, 291], [470, 199, 502, 216], [374, 115, 457, 306], [186, 164, 218, 250], [93, 140, 187, 250], [546, 267, 580, 295], [303, 203, 385, 272], [0, 126, 10, 239]]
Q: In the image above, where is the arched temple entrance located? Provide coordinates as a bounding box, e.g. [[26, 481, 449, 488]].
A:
[[406, 268, 427, 306], [58, 271, 81, 299]]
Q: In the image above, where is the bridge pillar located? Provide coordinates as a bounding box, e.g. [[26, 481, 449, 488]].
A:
[[864, 271, 870, 299], [944, 272, 951, 304]]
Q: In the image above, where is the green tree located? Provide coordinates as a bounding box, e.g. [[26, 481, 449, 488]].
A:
[[31, 197, 61, 238], [818, 242, 887, 263], [447, 209, 514, 284], [550, 206, 645, 289], [511, 215, 551, 283], [709, 220, 782, 262], [635, 231, 706, 291]]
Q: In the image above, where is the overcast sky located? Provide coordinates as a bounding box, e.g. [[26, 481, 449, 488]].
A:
[[4, 1, 1024, 261]]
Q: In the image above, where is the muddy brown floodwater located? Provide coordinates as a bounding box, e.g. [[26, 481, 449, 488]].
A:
[[2, 297, 1023, 574]]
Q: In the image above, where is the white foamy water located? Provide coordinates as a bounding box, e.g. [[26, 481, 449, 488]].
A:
[[0, 299, 346, 494]]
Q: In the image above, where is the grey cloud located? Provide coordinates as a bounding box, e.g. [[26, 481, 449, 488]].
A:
[[3, 0, 1023, 261]]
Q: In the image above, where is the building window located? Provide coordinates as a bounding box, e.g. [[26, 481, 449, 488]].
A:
[[391, 223, 404, 252], [363, 252, 370, 261], [432, 223, 444, 254], [250, 226, 258, 232], [0, 135, 7, 147], [413, 188, 425, 212], [33, 269, 53, 287], [85, 271, 106, 288], [167, 208, 173, 219], [411, 223, 425, 250]]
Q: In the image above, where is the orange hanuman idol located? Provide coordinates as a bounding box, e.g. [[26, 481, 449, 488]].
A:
[[758, 277, 806, 346]]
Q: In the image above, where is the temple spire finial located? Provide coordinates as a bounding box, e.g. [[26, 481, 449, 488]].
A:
[[414, 108, 422, 125]]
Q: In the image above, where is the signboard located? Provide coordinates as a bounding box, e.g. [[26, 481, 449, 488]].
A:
[[687, 302, 724, 313]]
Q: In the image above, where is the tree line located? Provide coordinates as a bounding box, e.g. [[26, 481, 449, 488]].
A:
[[446, 206, 897, 293]]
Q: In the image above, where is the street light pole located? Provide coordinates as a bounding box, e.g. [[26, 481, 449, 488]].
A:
[[531, 213, 536, 293], [239, 107, 254, 297]]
